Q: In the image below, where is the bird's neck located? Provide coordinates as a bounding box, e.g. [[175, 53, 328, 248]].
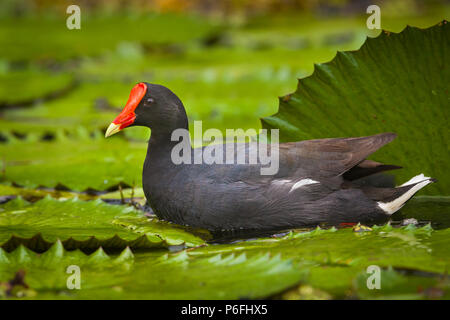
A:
[[146, 118, 191, 164]]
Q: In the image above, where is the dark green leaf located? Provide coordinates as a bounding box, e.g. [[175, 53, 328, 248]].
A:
[[0, 197, 206, 251]]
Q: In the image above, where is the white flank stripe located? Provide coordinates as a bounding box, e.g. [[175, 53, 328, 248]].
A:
[[289, 179, 319, 193], [378, 179, 432, 215]]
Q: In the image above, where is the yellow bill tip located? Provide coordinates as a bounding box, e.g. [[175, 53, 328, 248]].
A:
[[105, 123, 121, 138]]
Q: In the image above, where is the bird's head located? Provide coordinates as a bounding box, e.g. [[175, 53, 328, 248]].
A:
[[105, 82, 187, 138]]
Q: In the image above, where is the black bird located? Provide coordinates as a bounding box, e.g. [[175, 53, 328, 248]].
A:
[[105, 82, 435, 232]]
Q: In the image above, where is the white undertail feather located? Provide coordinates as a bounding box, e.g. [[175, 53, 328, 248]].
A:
[[400, 173, 431, 186], [378, 173, 433, 215]]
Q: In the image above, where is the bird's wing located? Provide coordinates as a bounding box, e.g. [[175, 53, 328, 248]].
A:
[[275, 132, 397, 179], [195, 132, 397, 184]]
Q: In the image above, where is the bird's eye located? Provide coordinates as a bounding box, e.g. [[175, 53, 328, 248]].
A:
[[146, 97, 154, 104]]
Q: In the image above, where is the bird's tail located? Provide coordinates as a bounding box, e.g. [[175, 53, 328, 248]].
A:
[[376, 174, 436, 215]]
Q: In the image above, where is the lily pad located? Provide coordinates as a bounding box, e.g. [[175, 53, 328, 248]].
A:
[[0, 184, 95, 202], [0, 139, 145, 191], [262, 21, 449, 195], [186, 224, 450, 298], [190, 224, 450, 275], [354, 267, 450, 300], [0, 70, 75, 107], [0, 197, 206, 252], [392, 196, 450, 229], [0, 14, 217, 62], [0, 243, 303, 299]]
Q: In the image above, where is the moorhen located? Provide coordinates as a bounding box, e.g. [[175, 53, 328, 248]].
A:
[[105, 82, 435, 231]]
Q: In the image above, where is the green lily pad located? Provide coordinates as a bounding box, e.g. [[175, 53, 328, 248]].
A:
[[280, 263, 450, 300], [0, 243, 303, 299], [0, 197, 206, 252], [0, 13, 217, 62], [0, 184, 95, 202], [262, 21, 449, 195], [354, 267, 450, 300], [0, 70, 74, 106], [392, 196, 450, 229], [0, 139, 145, 191], [0, 184, 147, 208], [187, 223, 450, 299], [191, 224, 450, 275]]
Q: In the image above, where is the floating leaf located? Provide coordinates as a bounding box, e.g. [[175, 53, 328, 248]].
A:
[[187, 223, 450, 299], [0, 197, 206, 252], [393, 196, 450, 229], [0, 139, 145, 191], [190, 225, 450, 275], [0, 14, 217, 61], [0, 70, 74, 106], [0, 243, 302, 299], [0, 184, 95, 202], [0, 183, 146, 204], [354, 267, 449, 300]]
